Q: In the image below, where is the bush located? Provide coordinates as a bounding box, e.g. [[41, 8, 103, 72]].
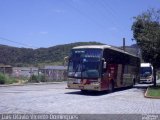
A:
[[5, 77, 18, 84], [38, 75, 45, 82], [29, 74, 39, 83], [0, 73, 18, 84], [0, 73, 5, 84], [28, 74, 46, 83]]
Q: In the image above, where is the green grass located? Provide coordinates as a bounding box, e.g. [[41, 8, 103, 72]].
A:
[[147, 86, 160, 97]]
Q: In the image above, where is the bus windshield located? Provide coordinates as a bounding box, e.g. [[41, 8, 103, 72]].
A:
[[68, 49, 102, 78], [140, 67, 152, 77]]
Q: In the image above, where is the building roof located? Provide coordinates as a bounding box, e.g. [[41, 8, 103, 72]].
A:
[[0, 65, 12, 68], [44, 66, 67, 70], [141, 63, 152, 67]]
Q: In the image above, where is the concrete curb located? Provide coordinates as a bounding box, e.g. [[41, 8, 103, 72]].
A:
[[0, 81, 66, 87], [144, 87, 160, 99]]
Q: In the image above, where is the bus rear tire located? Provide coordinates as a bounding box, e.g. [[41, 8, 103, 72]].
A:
[[133, 78, 136, 85]]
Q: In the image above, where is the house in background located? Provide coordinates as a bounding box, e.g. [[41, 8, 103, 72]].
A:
[[12, 67, 38, 78], [0, 65, 12, 75]]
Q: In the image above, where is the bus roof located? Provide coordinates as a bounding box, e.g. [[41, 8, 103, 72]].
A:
[[72, 45, 139, 58], [141, 63, 152, 67]]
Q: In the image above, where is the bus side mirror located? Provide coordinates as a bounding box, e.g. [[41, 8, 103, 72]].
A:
[[64, 56, 69, 66], [103, 61, 107, 69], [102, 58, 107, 69]]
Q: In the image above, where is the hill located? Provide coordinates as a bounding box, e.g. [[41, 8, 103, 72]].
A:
[[0, 42, 104, 67], [120, 44, 140, 56], [0, 42, 139, 67]]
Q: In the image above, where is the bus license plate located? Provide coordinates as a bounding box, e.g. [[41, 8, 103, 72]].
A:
[[79, 86, 84, 89], [75, 79, 81, 83]]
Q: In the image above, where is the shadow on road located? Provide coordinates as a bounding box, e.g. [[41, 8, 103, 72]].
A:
[[65, 86, 136, 96], [65, 90, 108, 96], [65, 83, 153, 96]]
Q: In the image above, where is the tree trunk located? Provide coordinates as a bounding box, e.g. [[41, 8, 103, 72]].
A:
[[153, 66, 157, 87]]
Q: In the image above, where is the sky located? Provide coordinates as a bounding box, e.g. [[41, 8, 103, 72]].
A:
[[0, 0, 160, 48]]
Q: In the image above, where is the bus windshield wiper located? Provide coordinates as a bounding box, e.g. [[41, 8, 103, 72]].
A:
[[73, 60, 83, 77]]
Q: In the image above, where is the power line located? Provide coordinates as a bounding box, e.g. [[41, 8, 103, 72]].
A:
[[67, 0, 125, 37], [63, 0, 105, 29], [85, 0, 111, 27], [0, 37, 37, 49], [100, 0, 127, 35], [85, 0, 124, 38]]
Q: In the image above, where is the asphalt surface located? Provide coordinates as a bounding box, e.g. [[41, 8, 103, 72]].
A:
[[0, 82, 160, 114]]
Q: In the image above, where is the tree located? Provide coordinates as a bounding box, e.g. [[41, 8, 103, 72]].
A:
[[132, 9, 160, 86]]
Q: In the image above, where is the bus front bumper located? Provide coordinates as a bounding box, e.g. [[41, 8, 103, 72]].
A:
[[67, 83, 101, 91], [140, 79, 153, 83]]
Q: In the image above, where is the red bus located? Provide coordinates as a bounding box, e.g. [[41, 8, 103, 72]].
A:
[[67, 45, 140, 92]]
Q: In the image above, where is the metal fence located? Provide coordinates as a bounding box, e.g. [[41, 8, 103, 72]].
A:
[[39, 69, 67, 82], [12, 66, 67, 82]]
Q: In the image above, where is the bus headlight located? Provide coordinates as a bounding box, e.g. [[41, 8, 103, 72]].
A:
[[90, 82, 100, 85]]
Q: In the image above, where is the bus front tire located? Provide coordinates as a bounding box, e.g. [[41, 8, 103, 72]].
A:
[[108, 81, 114, 93]]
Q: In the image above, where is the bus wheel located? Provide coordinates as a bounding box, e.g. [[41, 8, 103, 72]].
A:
[[133, 78, 136, 85], [108, 81, 114, 93]]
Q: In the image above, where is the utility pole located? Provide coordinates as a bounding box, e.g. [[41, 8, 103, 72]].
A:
[[123, 38, 125, 51]]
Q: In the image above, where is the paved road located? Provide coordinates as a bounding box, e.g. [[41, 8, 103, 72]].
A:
[[0, 82, 160, 114]]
